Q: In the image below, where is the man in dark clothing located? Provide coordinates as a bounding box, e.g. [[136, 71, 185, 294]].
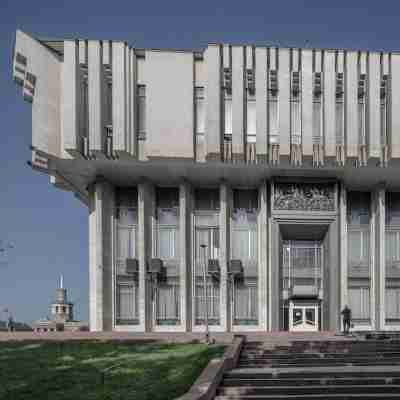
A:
[[341, 305, 351, 334]]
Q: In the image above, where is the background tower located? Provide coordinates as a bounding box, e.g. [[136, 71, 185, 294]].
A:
[[50, 275, 74, 323]]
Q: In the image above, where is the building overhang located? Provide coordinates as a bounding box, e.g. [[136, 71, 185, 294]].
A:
[[40, 156, 400, 201]]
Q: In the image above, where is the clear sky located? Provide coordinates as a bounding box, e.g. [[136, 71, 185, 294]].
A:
[[1, 0, 400, 324]]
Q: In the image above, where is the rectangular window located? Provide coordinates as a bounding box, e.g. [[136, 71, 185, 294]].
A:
[[313, 71, 323, 144], [269, 94, 278, 139], [335, 73, 344, 145], [137, 85, 146, 138], [347, 192, 371, 225], [116, 283, 138, 323], [386, 288, 400, 321], [224, 91, 232, 136], [158, 227, 178, 259], [291, 71, 301, 143], [348, 230, 370, 265], [381, 75, 389, 146], [234, 283, 258, 323], [232, 229, 257, 260], [195, 87, 205, 135], [246, 93, 256, 143], [194, 188, 220, 211], [358, 99, 366, 145], [386, 192, 400, 225], [348, 287, 370, 321], [313, 98, 322, 143], [358, 74, 366, 145], [268, 70, 278, 143], [291, 100, 301, 140], [156, 283, 180, 323], [386, 231, 400, 264]]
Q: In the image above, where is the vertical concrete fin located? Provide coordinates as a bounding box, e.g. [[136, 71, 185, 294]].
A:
[[205, 44, 222, 160], [301, 49, 313, 157], [324, 51, 336, 157], [346, 51, 359, 158], [88, 40, 103, 153], [232, 46, 245, 161], [63, 40, 79, 156], [112, 42, 128, 155], [368, 53, 381, 159], [256, 47, 268, 159], [278, 48, 290, 157], [390, 53, 400, 159]]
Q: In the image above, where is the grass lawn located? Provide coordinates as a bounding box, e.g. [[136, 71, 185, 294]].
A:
[[0, 341, 225, 400]]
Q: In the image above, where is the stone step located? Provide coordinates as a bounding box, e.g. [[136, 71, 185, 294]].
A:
[[214, 394, 400, 399], [237, 361, 400, 368], [217, 384, 400, 396], [226, 366, 400, 379], [240, 353, 400, 359], [222, 377, 400, 387]]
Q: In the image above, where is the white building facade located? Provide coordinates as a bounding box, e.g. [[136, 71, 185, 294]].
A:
[[12, 30, 400, 332]]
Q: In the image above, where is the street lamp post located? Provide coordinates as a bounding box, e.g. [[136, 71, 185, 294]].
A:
[[200, 244, 209, 344]]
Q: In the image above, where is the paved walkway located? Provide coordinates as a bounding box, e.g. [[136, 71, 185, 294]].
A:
[[0, 330, 353, 344]]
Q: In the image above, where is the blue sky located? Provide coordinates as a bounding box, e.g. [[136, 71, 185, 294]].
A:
[[1, 0, 400, 323]]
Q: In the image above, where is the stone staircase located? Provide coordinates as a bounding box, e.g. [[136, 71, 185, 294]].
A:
[[215, 335, 400, 399]]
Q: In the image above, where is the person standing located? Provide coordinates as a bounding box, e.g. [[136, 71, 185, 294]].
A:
[[6, 315, 14, 332], [341, 305, 351, 334]]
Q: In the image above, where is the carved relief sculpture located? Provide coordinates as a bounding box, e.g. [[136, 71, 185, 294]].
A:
[[274, 183, 335, 211]]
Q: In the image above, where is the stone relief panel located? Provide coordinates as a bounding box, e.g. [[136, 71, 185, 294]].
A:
[[273, 183, 335, 211]]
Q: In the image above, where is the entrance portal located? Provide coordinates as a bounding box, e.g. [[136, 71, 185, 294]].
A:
[[289, 301, 319, 332]]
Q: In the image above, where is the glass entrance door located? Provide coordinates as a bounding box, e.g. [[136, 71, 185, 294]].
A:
[[289, 301, 319, 332]]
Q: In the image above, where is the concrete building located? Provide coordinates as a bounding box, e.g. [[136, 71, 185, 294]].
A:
[[12, 30, 400, 333], [32, 276, 87, 332]]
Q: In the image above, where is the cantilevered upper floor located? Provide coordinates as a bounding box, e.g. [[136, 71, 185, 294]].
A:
[[11, 30, 400, 200]]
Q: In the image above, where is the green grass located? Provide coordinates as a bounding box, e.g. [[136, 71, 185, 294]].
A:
[[0, 341, 225, 400]]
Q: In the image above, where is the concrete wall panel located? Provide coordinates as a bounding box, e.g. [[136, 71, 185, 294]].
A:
[[146, 50, 194, 159], [13, 30, 62, 157]]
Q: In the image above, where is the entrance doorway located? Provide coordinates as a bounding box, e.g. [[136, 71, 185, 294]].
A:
[[289, 301, 319, 332]]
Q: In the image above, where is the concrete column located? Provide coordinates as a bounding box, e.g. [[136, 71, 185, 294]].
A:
[[258, 181, 268, 330], [375, 187, 386, 330], [138, 182, 153, 331], [220, 182, 229, 331], [89, 178, 114, 331], [270, 219, 280, 330], [339, 183, 348, 326], [328, 216, 340, 331], [179, 181, 191, 331], [370, 190, 377, 330]]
